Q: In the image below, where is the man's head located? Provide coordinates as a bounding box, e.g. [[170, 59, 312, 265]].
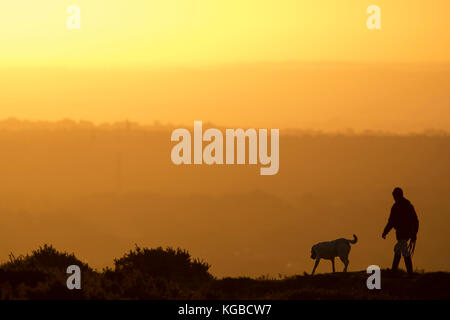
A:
[[392, 187, 404, 202]]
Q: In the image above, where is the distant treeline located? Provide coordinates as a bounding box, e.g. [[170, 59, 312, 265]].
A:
[[0, 118, 448, 136]]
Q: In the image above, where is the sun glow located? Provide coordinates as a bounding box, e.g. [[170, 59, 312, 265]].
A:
[[0, 0, 449, 67]]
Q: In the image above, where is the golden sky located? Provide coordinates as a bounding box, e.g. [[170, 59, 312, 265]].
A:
[[0, 1, 449, 130], [0, 0, 449, 67]]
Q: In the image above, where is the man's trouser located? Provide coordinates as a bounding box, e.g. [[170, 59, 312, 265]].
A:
[[392, 239, 413, 274]]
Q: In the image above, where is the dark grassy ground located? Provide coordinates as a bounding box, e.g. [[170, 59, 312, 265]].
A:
[[205, 271, 450, 300], [1, 245, 449, 300], [1, 269, 449, 300]]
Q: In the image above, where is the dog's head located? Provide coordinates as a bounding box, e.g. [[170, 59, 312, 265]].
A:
[[310, 246, 316, 260]]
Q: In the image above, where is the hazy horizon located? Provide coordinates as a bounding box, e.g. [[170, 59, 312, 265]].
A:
[[0, 116, 450, 135], [1, 61, 450, 134]]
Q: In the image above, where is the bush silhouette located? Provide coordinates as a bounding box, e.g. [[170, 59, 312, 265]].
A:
[[0, 244, 99, 299], [4, 244, 91, 273], [112, 245, 212, 283]]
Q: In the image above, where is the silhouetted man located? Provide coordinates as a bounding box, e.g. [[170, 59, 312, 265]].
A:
[[382, 187, 419, 274]]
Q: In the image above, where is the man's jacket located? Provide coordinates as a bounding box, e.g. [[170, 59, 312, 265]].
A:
[[383, 197, 419, 240]]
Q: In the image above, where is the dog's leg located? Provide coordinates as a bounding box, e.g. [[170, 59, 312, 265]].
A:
[[331, 258, 335, 273], [339, 256, 349, 272], [311, 258, 320, 276]]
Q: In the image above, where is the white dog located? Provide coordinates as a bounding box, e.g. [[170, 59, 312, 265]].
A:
[[310, 235, 358, 275]]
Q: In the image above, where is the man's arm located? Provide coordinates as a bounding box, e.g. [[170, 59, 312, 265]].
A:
[[410, 204, 419, 240], [382, 206, 395, 238]]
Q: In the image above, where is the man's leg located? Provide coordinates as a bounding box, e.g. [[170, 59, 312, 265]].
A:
[[398, 239, 413, 274], [404, 256, 413, 274], [392, 242, 402, 271], [392, 252, 401, 271]]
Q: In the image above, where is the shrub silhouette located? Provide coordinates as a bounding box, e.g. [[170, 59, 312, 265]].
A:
[[0, 244, 212, 299], [4, 244, 91, 273], [0, 244, 98, 299], [112, 245, 212, 283]]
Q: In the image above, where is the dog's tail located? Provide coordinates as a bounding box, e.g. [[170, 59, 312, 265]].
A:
[[347, 234, 358, 244]]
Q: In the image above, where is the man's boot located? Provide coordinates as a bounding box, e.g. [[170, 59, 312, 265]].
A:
[[391, 253, 401, 271], [404, 256, 413, 274]]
